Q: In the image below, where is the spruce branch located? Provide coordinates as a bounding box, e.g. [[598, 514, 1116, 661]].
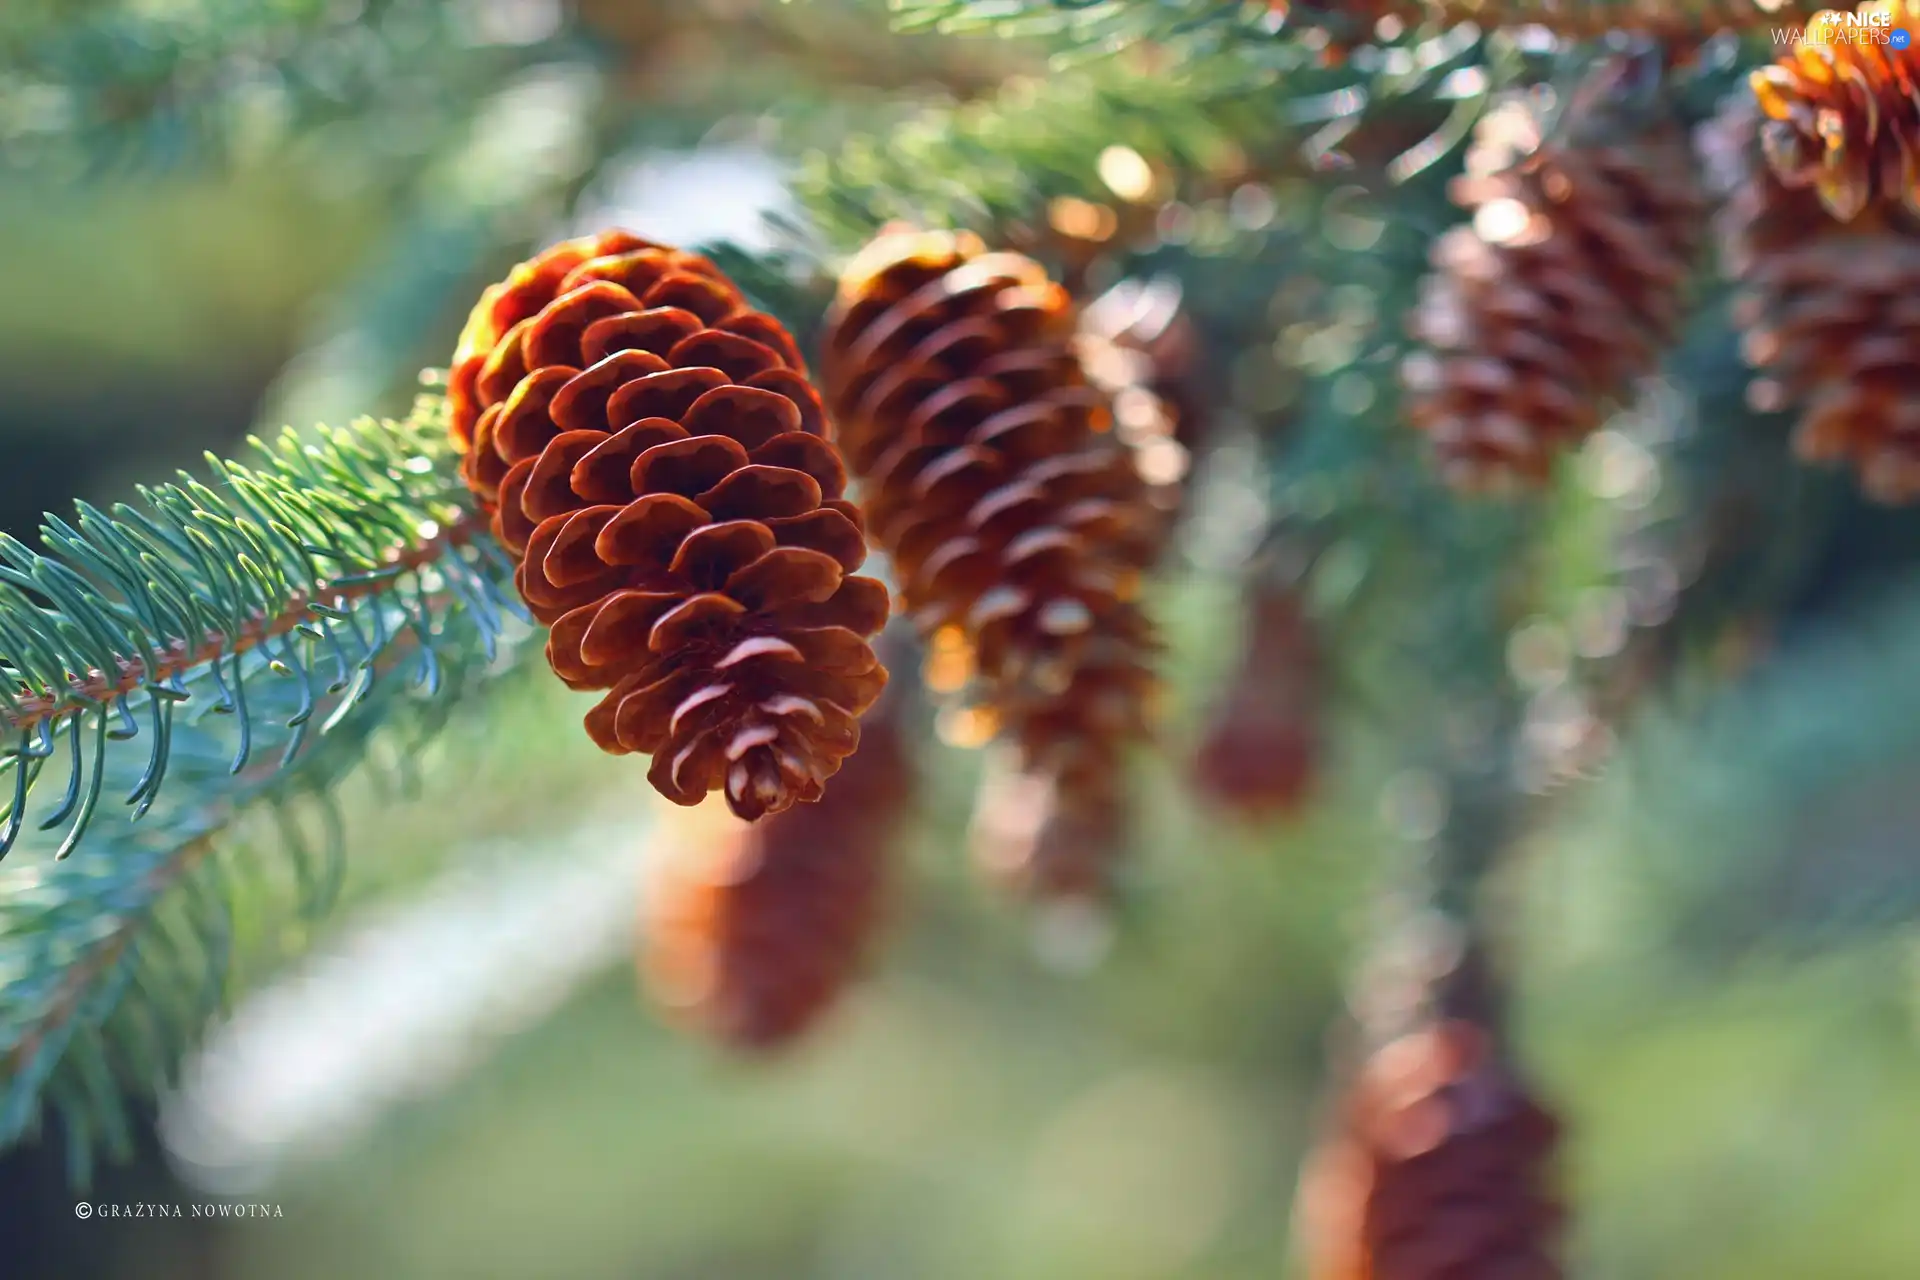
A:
[[0, 554, 518, 1180], [790, 10, 1526, 305], [890, 0, 1251, 52], [2, 0, 552, 179], [793, 45, 1306, 247], [0, 514, 484, 741], [0, 394, 515, 865]]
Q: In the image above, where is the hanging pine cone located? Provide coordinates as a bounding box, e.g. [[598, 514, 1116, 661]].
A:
[[1193, 577, 1320, 819], [1296, 1019, 1565, 1280], [1749, 1, 1920, 224], [447, 230, 889, 820], [969, 750, 1126, 901], [1712, 96, 1920, 501], [1297, 940, 1564, 1280], [643, 637, 916, 1051], [1401, 57, 1706, 487], [821, 229, 1161, 857]]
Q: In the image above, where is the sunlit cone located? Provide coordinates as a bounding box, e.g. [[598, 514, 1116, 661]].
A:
[[1749, 0, 1920, 224], [821, 229, 1160, 873], [1713, 97, 1920, 501], [447, 230, 889, 820], [1401, 57, 1706, 487], [1297, 1020, 1565, 1280], [643, 658, 915, 1051], [1193, 581, 1320, 819]]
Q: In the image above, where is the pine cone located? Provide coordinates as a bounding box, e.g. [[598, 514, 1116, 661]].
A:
[[969, 751, 1126, 901], [821, 229, 1160, 832], [1716, 97, 1920, 501], [1401, 61, 1706, 487], [1750, 1, 1920, 224], [643, 655, 915, 1051], [1193, 582, 1319, 818], [447, 230, 889, 820], [1298, 1020, 1565, 1280]]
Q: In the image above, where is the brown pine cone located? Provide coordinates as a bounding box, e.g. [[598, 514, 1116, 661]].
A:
[[1401, 61, 1706, 487], [1193, 582, 1319, 819], [1750, 1, 1920, 224], [1297, 1020, 1565, 1280], [1716, 98, 1920, 501], [821, 229, 1160, 831], [969, 751, 1126, 901], [643, 655, 915, 1051], [447, 230, 889, 820]]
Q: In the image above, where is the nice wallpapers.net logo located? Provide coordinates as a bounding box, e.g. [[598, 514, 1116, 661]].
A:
[[1774, 12, 1913, 47]]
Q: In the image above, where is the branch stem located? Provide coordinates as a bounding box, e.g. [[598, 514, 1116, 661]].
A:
[[3, 511, 487, 736], [2, 616, 441, 1088]]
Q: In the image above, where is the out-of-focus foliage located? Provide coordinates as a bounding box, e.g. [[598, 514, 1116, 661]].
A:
[[0, 611, 504, 1185], [796, 47, 1296, 241], [0, 401, 529, 1177], [891, 0, 1834, 59], [0, 402, 505, 856], [1555, 578, 1920, 969], [891, 0, 1269, 57], [0, 0, 562, 179]]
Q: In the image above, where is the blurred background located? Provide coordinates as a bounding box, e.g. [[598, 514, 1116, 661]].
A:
[[4, 2, 1920, 1277]]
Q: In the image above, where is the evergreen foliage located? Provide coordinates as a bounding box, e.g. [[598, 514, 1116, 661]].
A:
[[0, 395, 521, 1176], [2, 0, 1916, 1222]]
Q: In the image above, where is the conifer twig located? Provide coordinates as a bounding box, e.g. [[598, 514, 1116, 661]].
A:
[[1, 617, 446, 1153], [2, 511, 487, 736]]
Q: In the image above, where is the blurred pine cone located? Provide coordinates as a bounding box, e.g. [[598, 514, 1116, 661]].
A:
[[969, 751, 1126, 902], [821, 229, 1160, 867], [1715, 98, 1920, 501], [1193, 580, 1320, 819], [643, 648, 915, 1051], [1297, 1019, 1564, 1280], [447, 230, 889, 820], [1401, 60, 1705, 487], [1749, 0, 1920, 224]]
